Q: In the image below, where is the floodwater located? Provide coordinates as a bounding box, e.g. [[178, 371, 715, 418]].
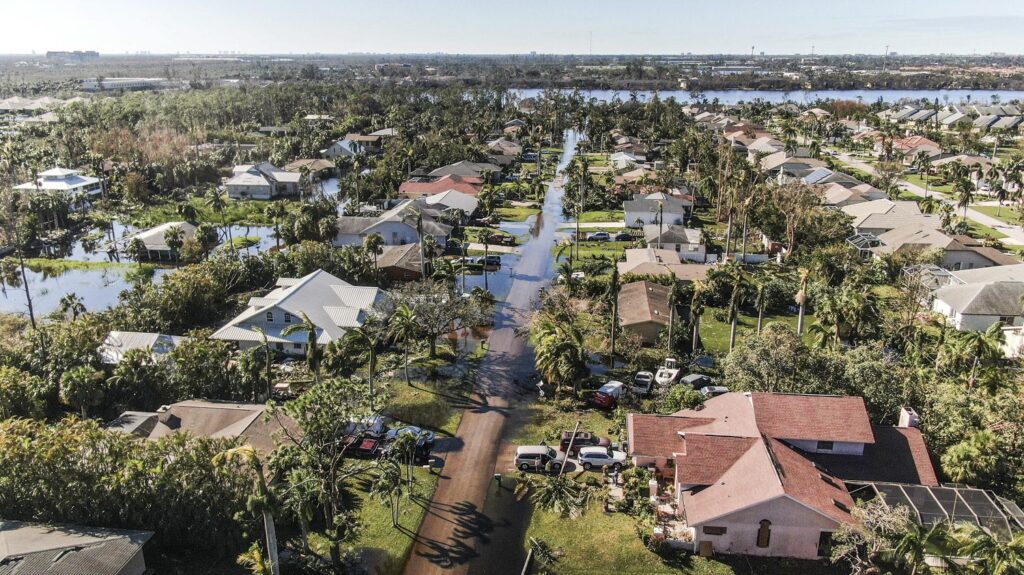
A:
[[514, 87, 1024, 105]]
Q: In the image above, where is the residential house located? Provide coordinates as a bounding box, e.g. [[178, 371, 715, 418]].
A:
[[429, 161, 502, 180], [486, 137, 523, 157], [624, 193, 691, 227], [210, 269, 386, 356], [98, 331, 190, 364], [618, 281, 672, 344], [872, 224, 1019, 271], [818, 182, 886, 208], [225, 162, 301, 200], [760, 152, 828, 182], [420, 189, 479, 217], [626, 392, 940, 560], [108, 400, 297, 453], [284, 158, 336, 179], [13, 166, 102, 199], [333, 199, 453, 248], [610, 151, 645, 171], [124, 221, 200, 261], [376, 243, 426, 282], [841, 199, 929, 235], [321, 137, 365, 159], [617, 248, 712, 281], [0, 521, 152, 575], [398, 174, 484, 198], [643, 224, 706, 262], [931, 281, 1024, 331]]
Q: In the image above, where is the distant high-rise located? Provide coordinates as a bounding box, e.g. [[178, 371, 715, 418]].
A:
[[45, 50, 99, 61]]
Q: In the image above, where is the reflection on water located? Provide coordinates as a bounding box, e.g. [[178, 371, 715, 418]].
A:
[[0, 264, 170, 317]]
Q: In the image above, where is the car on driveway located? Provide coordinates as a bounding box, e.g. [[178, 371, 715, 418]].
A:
[[613, 231, 633, 242], [515, 445, 564, 473], [383, 426, 435, 464], [632, 371, 655, 396], [577, 446, 628, 471], [586, 231, 611, 242], [476, 255, 502, 268], [559, 431, 610, 456]]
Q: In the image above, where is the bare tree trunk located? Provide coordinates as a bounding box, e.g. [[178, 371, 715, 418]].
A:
[[263, 510, 280, 575]]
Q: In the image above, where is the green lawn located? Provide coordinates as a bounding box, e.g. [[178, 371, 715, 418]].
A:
[[128, 197, 299, 228], [526, 501, 839, 575], [554, 241, 632, 260], [699, 308, 815, 355], [962, 218, 1008, 240], [577, 210, 624, 223], [383, 377, 465, 438], [464, 226, 515, 244], [507, 401, 619, 446], [904, 174, 953, 194], [831, 159, 874, 182], [970, 205, 1021, 226], [496, 205, 541, 222], [225, 235, 260, 249], [583, 153, 610, 167]]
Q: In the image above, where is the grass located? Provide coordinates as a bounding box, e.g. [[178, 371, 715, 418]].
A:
[[554, 241, 631, 260], [831, 159, 874, 182], [525, 500, 840, 575], [970, 205, 1021, 226], [496, 205, 541, 222], [507, 400, 619, 445], [383, 378, 465, 438], [699, 308, 816, 355], [226, 235, 260, 249], [962, 218, 1008, 240], [128, 197, 299, 228], [24, 258, 157, 275], [904, 174, 953, 194], [577, 210, 624, 223], [583, 153, 609, 167], [464, 226, 515, 244]]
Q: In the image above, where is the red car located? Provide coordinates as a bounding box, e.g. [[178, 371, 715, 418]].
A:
[[591, 381, 624, 409]]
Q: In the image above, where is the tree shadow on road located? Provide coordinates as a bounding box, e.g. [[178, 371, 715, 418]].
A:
[[408, 499, 504, 569]]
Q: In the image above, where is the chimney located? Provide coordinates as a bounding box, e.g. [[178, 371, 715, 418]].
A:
[[898, 407, 921, 428]]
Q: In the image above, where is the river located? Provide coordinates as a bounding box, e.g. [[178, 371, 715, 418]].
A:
[[514, 87, 1024, 105]]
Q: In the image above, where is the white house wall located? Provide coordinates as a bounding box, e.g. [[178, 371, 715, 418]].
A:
[[689, 496, 838, 560]]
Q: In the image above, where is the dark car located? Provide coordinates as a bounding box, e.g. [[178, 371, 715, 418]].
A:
[[559, 431, 611, 456], [476, 255, 502, 268], [613, 231, 634, 242], [343, 435, 383, 459], [383, 426, 435, 464], [680, 373, 713, 389]]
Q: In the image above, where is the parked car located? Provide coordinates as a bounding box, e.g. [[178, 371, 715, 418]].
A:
[[680, 373, 713, 389], [700, 385, 730, 398], [493, 235, 517, 246], [577, 446, 628, 471], [586, 231, 611, 242], [559, 431, 610, 456], [343, 435, 383, 458], [632, 371, 655, 396], [655, 358, 681, 385], [613, 231, 633, 242], [515, 445, 564, 472], [592, 380, 624, 408], [556, 270, 586, 283], [476, 255, 502, 268]]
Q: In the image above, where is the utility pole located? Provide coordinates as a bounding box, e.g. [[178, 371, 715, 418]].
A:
[[882, 45, 890, 73]]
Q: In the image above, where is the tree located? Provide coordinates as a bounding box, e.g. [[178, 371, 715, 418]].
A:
[[56, 292, 86, 320], [363, 232, 384, 285], [163, 225, 185, 263], [125, 236, 148, 264], [752, 276, 769, 335], [0, 366, 47, 420], [953, 523, 1024, 575], [388, 303, 419, 386], [371, 459, 405, 527], [515, 473, 593, 518], [264, 202, 288, 250], [955, 178, 975, 219], [341, 316, 386, 394], [478, 229, 494, 291], [886, 521, 950, 575], [214, 446, 280, 575], [534, 314, 589, 398], [59, 365, 105, 418], [941, 429, 1001, 485], [281, 312, 322, 383], [795, 268, 810, 335], [206, 189, 235, 255], [177, 200, 200, 224], [391, 280, 492, 357], [723, 265, 749, 352]]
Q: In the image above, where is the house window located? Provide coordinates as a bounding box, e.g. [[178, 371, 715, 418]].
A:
[[756, 520, 771, 548], [275, 343, 284, 351], [702, 526, 727, 536], [817, 441, 835, 451], [293, 343, 302, 349], [266, 311, 274, 322], [817, 532, 833, 557], [284, 313, 292, 324], [999, 316, 1016, 325]]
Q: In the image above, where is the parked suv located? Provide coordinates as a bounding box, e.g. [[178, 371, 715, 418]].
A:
[[577, 446, 628, 471], [680, 373, 713, 389], [585, 231, 611, 242], [559, 431, 610, 456], [476, 255, 502, 268], [515, 445, 564, 473], [632, 371, 655, 396]]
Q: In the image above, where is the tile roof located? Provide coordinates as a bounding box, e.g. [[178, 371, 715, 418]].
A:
[[398, 174, 484, 197], [751, 393, 875, 444]]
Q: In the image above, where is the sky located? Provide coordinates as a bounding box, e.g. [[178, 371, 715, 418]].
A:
[[3, 0, 1023, 56]]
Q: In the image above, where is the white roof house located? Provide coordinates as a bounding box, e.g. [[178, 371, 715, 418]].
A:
[[12, 167, 102, 196], [422, 189, 479, 215], [98, 331, 190, 364], [932, 281, 1024, 332], [124, 221, 199, 259], [210, 269, 387, 356]]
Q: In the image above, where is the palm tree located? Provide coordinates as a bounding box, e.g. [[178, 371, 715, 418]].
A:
[[690, 280, 707, 354], [372, 459, 405, 527], [215, 446, 280, 575], [343, 317, 383, 394], [955, 178, 975, 219], [515, 474, 592, 518], [236, 542, 272, 575], [534, 317, 588, 398], [752, 276, 768, 335], [388, 304, 418, 386], [886, 521, 949, 575], [280, 312, 321, 383], [953, 523, 1024, 575], [177, 200, 200, 224], [264, 202, 287, 250], [363, 232, 384, 284], [795, 268, 810, 335], [205, 189, 234, 255], [163, 225, 185, 264], [250, 326, 274, 401], [914, 152, 933, 197], [994, 181, 1009, 217], [918, 195, 941, 215], [725, 266, 748, 351], [57, 292, 86, 320]]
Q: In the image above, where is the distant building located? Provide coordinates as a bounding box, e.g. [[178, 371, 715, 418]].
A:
[[13, 167, 101, 198], [225, 162, 301, 200], [98, 331, 190, 364], [46, 50, 99, 61], [81, 77, 169, 91]]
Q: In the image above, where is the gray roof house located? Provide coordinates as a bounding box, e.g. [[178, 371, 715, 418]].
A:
[[123, 221, 200, 261], [643, 225, 706, 262], [931, 281, 1024, 332], [225, 162, 301, 200], [333, 199, 453, 248], [210, 269, 386, 356], [0, 521, 152, 575], [624, 193, 691, 228], [428, 161, 502, 180], [98, 331, 190, 364]]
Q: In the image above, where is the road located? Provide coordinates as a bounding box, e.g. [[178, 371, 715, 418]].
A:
[[836, 153, 1024, 246], [403, 131, 579, 575]]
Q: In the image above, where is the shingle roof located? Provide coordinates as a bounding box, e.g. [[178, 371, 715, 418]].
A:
[[806, 426, 939, 486], [0, 521, 152, 575], [674, 435, 759, 486], [750, 393, 876, 444], [617, 281, 671, 328]]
